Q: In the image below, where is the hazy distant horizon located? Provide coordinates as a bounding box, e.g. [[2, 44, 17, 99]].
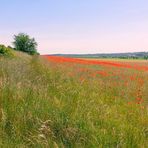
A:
[[1, 0, 148, 54], [42, 50, 148, 55]]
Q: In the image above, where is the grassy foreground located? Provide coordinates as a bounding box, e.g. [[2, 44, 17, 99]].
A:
[[0, 52, 148, 147]]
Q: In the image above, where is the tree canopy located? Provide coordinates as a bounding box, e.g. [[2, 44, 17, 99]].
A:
[[13, 33, 38, 55]]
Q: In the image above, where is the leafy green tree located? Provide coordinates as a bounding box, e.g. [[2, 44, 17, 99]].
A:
[[13, 33, 38, 55]]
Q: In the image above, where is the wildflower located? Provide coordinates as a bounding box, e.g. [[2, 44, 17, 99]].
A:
[[128, 102, 132, 105], [135, 97, 143, 104]]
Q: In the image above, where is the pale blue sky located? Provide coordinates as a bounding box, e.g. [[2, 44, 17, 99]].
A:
[[0, 0, 148, 54]]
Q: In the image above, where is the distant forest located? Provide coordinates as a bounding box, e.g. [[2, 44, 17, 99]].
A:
[[51, 52, 148, 59]]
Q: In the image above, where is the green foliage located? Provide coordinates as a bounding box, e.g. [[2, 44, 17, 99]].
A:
[[0, 44, 13, 56], [13, 33, 38, 55], [144, 56, 148, 60]]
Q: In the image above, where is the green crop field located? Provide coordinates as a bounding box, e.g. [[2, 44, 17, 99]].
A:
[[0, 52, 148, 147]]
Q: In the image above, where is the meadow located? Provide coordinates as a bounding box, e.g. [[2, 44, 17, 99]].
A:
[[0, 52, 148, 147]]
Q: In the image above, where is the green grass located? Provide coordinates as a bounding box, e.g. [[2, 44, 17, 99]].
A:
[[0, 52, 148, 147]]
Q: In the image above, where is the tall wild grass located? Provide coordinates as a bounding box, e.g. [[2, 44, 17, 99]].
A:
[[0, 52, 147, 147]]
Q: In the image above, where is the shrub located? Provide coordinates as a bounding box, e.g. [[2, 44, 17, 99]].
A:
[[0, 45, 13, 56], [13, 33, 38, 55]]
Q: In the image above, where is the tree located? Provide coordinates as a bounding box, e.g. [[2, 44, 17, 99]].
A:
[[13, 33, 38, 55]]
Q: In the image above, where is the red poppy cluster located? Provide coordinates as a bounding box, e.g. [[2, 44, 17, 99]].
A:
[[43, 55, 147, 107], [43, 55, 148, 71]]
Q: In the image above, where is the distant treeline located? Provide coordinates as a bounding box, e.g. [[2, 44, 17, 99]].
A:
[[51, 52, 148, 60]]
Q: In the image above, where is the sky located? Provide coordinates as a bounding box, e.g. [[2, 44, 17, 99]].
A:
[[0, 0, 148, 54]]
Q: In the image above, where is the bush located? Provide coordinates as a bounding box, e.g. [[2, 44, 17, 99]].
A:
[[13, 33, 38, 55], [0, 45, 13, 56]]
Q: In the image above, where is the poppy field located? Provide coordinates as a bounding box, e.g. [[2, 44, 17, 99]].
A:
[[44, 55, 148, 107], [0, 52, 148, 147]]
